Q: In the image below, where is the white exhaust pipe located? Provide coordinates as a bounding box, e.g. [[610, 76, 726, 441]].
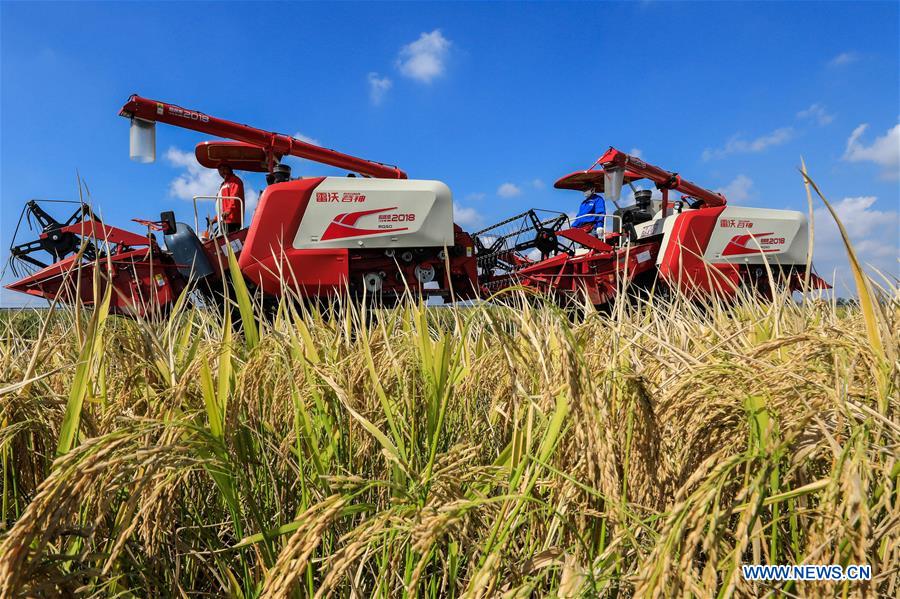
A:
[[129, 118, 156, 163]]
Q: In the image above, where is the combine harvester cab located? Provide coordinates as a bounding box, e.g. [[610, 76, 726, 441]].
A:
[[474, 147, 829, 305], [4, 95, 480, 315]]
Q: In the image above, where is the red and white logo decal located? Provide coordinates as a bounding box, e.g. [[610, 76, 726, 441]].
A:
[[378, 213, 415, 223], [321, 207, 409, 240], [166, 105, 209, 123], [720, 218, 754, 228], [316, 192, 367, 203], [722, 232, 783, 256]]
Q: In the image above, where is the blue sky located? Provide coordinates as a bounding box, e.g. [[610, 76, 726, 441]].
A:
[[2, 1, 898, 305]]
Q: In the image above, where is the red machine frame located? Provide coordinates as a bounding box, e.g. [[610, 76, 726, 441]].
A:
[[6, 94, 826, 316]]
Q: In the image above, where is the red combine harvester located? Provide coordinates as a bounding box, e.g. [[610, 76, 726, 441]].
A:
[[476, 148, 829, 304], [5, 95, 827, 316]]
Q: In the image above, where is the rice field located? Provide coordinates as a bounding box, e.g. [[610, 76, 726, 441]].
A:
[[0, 179, 897, 597]]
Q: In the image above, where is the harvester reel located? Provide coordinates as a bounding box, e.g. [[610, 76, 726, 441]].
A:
[[473, 235, 506, 272], [525, 211, 570, 260], [474, 209, 573, 274], [8, 200, 96, 273]]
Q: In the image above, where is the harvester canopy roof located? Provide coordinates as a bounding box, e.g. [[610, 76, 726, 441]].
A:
[[195, 141, 282, 172], [554, 169, 642, 191]]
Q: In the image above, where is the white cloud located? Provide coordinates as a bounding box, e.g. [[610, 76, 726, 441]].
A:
[[829, 51, 859, 67], [282, 131, 324, 172], [164, 146, 198, 170], [531, 179, 546, 190], [465, 192, 486, 201], [797, 103, 834, 126], [702, 127, 794, 160], [525, 248, 543, 262], [842, 123, 900, 180], [497, 182, 522, 198], [165, 146, 260, 220], [630, 147, 643, 158], [453, 205, 483, 228], [166, 147, 221, 200], [367, 72, 392, 105], [397, 30, 451, 83], [715, 174, 754, 203], [293, 131, 320, 146], [811, 196, 899, 292], [243, 188, 261, 217]]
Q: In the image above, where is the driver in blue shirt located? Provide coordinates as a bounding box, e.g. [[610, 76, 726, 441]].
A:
[[572, 187, 605, 234]]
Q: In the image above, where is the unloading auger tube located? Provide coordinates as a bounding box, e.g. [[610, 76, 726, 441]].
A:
[[119, 94, 407, 179]]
